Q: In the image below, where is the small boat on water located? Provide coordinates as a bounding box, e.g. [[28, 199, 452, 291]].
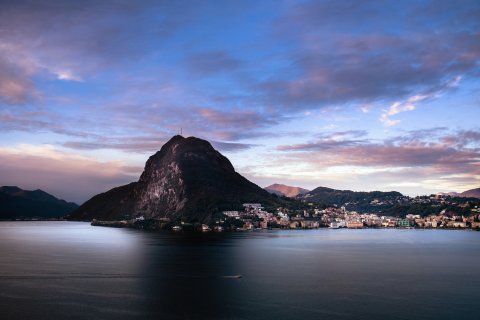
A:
[[221, 274, 242, 279], [172, 225, 182, 231], [201, 224, 211, 232]]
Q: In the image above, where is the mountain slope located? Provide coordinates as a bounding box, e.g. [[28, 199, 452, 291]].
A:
[[300, 186, 403, 212], [0, 186, 78, 219], [460, 187, 480, 198], [69, 136, 289, 223], [264, 183, 309, 198]]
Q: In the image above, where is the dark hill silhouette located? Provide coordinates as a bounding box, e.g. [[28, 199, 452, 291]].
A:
[[0, 186, 78, 219]]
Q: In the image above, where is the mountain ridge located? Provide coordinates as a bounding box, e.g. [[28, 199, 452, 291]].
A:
[[0, 186, 78, 219], [299, 186, 404, 213], [460, 187, 480, 198], [436, 187, 480, 199]]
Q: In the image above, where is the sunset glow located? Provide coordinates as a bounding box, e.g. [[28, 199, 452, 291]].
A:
[[0, 0, 478, 203]]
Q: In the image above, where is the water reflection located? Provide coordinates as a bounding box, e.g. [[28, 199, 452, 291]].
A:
[[0, 222, 479, 320], [138, 233, 243, 319]]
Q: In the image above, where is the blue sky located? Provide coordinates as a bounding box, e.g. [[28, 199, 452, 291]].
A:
[[0, 0, 479, 203]]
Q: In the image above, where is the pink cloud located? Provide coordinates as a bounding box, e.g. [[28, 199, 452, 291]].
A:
[[0, 145, 141, 203]]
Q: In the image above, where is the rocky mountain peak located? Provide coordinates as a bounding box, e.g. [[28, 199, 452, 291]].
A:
[[69, 135, 285, 223], [138, 135, 235, 183]]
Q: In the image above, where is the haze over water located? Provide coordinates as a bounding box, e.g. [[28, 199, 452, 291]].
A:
[[0, 222, 479, 320]]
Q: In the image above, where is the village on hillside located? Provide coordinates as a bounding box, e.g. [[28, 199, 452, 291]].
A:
[[217, 194, 480, 231]]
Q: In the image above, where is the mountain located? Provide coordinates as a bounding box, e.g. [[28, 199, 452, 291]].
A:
[[264, 183, 309, 198], [300, 186, 403, 212], [69, 135, 289, 223], [0, 186, 79, 219], [436, 188, 480, 199], [436, 192, 461, 197], [460, 187, 480, 199]]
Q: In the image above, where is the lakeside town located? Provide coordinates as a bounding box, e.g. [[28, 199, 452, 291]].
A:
[[106, 193, 480, 232], [215, 197, 480, 232], [219, 191, 480, 231], [6, 187, 480, 233]]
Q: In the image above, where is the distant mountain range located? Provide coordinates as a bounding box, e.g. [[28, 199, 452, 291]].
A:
[[4, 135, 478, 223], [68, 136, 291, 223], [436, 187, 480, 199], [264, 183, 310, 198], [0, 186, 78, 219]]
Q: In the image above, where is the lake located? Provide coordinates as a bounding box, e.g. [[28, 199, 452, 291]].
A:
[[0, 222, 478, 320]]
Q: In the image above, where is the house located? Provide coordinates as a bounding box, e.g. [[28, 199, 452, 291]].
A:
[[447, 221, 466, 228], [347, 221, 363, 229], [398, 219, 413, 228]]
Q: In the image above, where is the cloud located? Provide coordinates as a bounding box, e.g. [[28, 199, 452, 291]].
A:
[[279, 130, 369, 151], [0, 0, 195, 103], [0, 144, 141, 203], [258, 1, 480, 111], [276, 129, 480, 186], [186, 51, 243, 75], [0, 45, 37, 103], [210, 141, 256, 152], [63, 135, 257, 154], [380, 76, 462, 126], [0, 109, 94, 138], [257, 128, 479, 195], [54, 70, 83, 82], [196, 107, 277, 129]]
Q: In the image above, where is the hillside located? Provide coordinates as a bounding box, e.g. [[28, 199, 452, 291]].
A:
[[300, 186, 404, 213], [460, 188, 480, 199], [264, 183, 310, 198], [0, 186, 78, 219]]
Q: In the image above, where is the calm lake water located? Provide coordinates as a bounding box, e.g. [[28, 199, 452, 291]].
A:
[[0, 222, 479, 320]]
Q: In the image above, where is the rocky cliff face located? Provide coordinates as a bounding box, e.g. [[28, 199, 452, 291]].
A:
[[69, 136, 285, 223]]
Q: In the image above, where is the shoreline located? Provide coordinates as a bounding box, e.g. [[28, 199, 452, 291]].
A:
[[89, 219, 480, 232], [1, 219, 478, 232]]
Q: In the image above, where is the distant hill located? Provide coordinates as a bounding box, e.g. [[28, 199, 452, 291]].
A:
[[68, 136, 292, 223], [460, 187, 480, 199], [264, 183, 310, 198], [436, 192, 461, 197], [300, 186, 403, 213], [436, 188, 480, 199], [0, 186, 78, 219]]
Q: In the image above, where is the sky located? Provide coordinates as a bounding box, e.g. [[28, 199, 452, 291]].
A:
[[0, 0, 479, 204]]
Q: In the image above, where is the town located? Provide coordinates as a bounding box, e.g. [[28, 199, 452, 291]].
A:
[[215, 194, 480, 231]]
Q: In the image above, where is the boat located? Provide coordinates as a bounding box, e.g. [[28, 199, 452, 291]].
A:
[[220, 274, 242, 279], [201, 224, 211, 232], [172, 225, 182, 231]]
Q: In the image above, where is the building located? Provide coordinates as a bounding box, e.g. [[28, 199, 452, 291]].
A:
[[243, 203, 262, 210], [398, 219, 413, 228], [223, 211, 240, 218], [301, 220, 319, 229], [347, 221, 363, 229]]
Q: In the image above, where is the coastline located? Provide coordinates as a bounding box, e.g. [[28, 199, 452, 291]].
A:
[[89, 218, 480, 232]]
